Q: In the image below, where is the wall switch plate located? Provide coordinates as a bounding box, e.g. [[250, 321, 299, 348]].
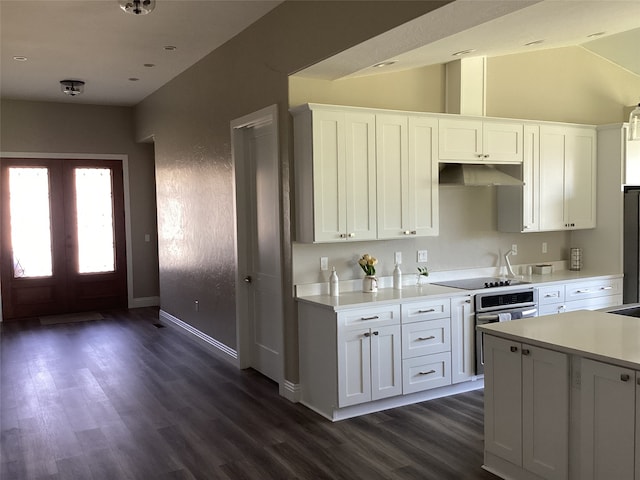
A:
[[394, 251, 402, 264], [542, 242, 548, 254], [417, 250, 428, 263], [511, 244, 518, 255], [144, 233, 150, 242], [320, 257, 328, 271]]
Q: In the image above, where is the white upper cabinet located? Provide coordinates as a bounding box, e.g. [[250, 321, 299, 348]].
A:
[[293, 105, 377, 243], [438, 118, 524, 164], [376, 114, 438, 239], [539, 125, 596, 231]]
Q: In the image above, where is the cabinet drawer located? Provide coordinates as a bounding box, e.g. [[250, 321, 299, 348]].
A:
[[402, 352, 451, 394], [338, 305, 400, 329], [565, 278, 622, 302], [402, 318, 451, 359], [401, 298, 450, 324], [538, 285, 565, 305]]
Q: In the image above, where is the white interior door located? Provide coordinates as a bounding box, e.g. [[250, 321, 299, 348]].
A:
[[232, 105, 283, 386]]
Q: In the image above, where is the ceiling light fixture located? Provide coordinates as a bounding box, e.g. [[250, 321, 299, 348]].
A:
[[13, 56, 27, 61], [119, 0, 155, 15], [452, 49, 476, 57], [164, 45, 177, 51], [372, 61, 397, 68], [60, 80, 85, 97], [630, 103, 640, 141]]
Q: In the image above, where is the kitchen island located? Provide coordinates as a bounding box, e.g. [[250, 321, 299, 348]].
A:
[[478, 310, 640, 480]]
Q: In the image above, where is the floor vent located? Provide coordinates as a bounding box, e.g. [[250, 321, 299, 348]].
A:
[[153, 323, 166, 328]]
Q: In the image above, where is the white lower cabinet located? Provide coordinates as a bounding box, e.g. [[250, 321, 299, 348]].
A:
[[401, 298, 452, 394], [337, 306, 402, 407], [537, 277, 622, 316], [450, 294, 475, 383], [580, 358, 636, 480], [484, 335, 569, 480]]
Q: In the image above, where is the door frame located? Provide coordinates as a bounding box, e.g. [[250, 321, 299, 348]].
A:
[[231, 104, 285, 393], [0, 152, 133, 322]]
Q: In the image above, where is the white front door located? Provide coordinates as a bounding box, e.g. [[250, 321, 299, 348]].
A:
[[232, 105, 283, 386]]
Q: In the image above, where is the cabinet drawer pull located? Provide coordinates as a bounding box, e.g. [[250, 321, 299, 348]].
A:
[[361, 315, 380, 321], [510, 346, 518, 353], [418, 308, 436, 313], [621, 374, 630, 382], [418, 369, 436, 376], [522, 349, 530, 356], [417, 336, 436, 341], [544, 293, 559, 298], [600, 286, 613, 290], [575, 289, 590, 294]]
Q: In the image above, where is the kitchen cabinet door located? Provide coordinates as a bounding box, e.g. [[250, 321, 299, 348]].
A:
[[293, 105, 377, 243], [484, 335, 569, 479], [370, 324, 402, 401], [580, 358, 635, 480], [376, 114, 438, 239], [338, 327, 372, 407], [484, 335, 523, 466], [450, 295, 475, 384], [438, 118, 523, 163], [539, 125, 596, 231], [522, 345, 569, 480]]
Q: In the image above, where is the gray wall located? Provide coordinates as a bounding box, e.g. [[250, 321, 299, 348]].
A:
[[135, 1, 450, 379], [0, 99, 159, 301]]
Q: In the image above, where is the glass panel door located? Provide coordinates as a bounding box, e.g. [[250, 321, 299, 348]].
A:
[[8, 167, 53, 278], [75, 168, 115, 274]]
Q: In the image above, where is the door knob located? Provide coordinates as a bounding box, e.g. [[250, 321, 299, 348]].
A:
[[244, 276, 252, 284]]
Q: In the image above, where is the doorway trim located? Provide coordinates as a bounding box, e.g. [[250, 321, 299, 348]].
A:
[[231, 104, 286, 396], [0, 152, 134, 322]]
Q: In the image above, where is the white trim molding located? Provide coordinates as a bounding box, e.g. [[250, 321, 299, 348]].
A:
[[281, 380, 301, 403], [159, 309, 239, 367]]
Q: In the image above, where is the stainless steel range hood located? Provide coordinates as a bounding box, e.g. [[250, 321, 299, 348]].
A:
[[438, 164, 524, 186]]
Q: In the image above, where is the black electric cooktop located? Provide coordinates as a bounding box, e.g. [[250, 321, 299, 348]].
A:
[[431, 277, 530, 290]]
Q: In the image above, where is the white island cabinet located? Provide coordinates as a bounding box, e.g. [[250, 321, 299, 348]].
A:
[[479, 310, 640, 480]]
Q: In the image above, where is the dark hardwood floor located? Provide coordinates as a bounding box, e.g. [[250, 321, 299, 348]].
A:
[[1, 307, 498, 480]]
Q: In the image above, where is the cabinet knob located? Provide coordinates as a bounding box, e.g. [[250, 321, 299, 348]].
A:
[[621, 373, 630, 382], [510, 346, 518, 353], [483, 154, 490, 158], [522, 349, 530, 356], [404, 230, 411, 235], [372, 331, 379, 336], [339, 233, 347, 238], [348, 233, 355, 238], [476, 154, 483, 158], [364, 332, 371, 338]]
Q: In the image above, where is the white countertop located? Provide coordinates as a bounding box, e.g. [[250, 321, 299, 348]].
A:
[[478, 310, 640, 369], [295, 283, 465, 310], [295, 270, 622, 311]]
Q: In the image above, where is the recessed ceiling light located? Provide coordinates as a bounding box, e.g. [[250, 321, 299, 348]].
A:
[[143, 63, 155, 68], [372, 61, 397, 68], [524, 40, 545, 46], [164, 45, 177, 51], [587, 32, 606, 38], [129, 77, 140, 81], [13, 56, 27, 61], [452, 49, 476, 57]]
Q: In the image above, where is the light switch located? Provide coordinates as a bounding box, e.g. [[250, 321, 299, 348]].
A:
[[417, 250, 428, 263]]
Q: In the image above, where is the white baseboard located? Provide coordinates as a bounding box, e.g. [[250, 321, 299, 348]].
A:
[[159, 309, 239, 368], [130, 296, 160, 308], [281, 380, 301, 403]]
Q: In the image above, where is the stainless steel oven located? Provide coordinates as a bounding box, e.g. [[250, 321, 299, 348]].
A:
[[475, 288, 538, 374]]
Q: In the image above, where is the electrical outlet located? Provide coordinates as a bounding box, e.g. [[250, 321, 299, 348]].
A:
[[394, 251, 402, 265], [542, 242, 548, 254], [511, 244, 518, 255], [320, 257, 328, 271], [417, 250, 428, 263]]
